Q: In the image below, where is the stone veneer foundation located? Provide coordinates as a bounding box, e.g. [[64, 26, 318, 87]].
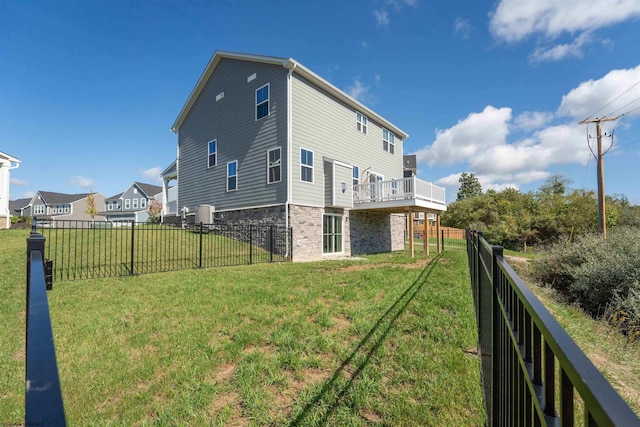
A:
[[349, 211, 405, 255]]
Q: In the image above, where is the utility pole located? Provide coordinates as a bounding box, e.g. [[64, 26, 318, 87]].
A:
[[578, 116, 620, 238]]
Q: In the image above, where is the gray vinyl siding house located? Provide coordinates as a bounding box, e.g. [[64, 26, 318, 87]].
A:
[[171, 51, 446, 261], [104, 182, 163, 223], [25, 191, 106, 226]]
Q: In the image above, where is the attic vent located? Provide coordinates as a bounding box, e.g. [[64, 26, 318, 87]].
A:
[[216, 92, 224, 101], [247, 73, 256, 83]]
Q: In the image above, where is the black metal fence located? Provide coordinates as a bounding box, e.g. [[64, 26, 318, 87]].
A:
[[35, 219, 292, 282], [25, 230, 66, 425], [467, 230, 640, 426]]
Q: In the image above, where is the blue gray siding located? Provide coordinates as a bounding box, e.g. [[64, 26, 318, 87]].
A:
[[178, 58, 288, 213], [290, 74, 403, 208]]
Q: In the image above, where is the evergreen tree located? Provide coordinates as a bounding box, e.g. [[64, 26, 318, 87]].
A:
[[457, 172, 482, 200]]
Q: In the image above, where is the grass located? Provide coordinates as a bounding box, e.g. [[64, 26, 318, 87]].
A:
[[1, 228, 485, 426], [508, 258, 640, 415]]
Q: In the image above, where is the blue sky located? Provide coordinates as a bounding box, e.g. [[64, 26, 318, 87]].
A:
[[2, 0, 640, 203]]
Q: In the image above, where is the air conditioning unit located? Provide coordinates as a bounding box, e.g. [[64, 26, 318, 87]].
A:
[[195, 205, 214, 224]]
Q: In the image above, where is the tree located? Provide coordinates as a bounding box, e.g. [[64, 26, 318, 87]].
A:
[[457, 172, 482, 201], [85, 192, 97, 220], [147, 199, 162, 223]]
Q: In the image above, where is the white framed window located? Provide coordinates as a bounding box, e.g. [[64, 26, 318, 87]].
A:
[[208, 139, 217, 168], [116, 201, 121, 210], [300, 148, 313, 183], [108, 202, 113, 211], [133, 198, 138, 209], [256, 83, 269, 120], [64, 205, 70, 213], [267, 147, 281, 184], [52, 206, 58, 214], [125, 199, 131, 210], [34, 205, 45, 215], [383, 128, 395, 154], [356, 112, 368, 134], [352, 165, 359, 187], [323, 214, 343, 254], [141, 198, 147, 209], [227, 160, 238, 191]]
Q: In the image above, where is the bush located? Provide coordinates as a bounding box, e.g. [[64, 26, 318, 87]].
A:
[[532, 227, 640, 338]]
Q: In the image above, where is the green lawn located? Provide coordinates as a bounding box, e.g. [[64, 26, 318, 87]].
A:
[[1, 228, 485, 426]]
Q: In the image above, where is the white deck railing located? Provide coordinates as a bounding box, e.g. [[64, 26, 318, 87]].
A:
[[353, 176, 446, 206]]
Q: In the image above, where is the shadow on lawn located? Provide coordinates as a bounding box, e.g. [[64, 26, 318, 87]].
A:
[[288, 253, 444, 426]]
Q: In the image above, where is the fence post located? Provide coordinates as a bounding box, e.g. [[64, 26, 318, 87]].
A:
[[491, 244, 504, 427], [249, 225, 253, 265], [26, 226, 46, 299], [269, 226, 274, 263], [130, 220, 135, 276], [199, 222, 203, 268], [441, 229, 445, 252]]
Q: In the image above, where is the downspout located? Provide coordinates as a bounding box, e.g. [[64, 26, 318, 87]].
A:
[[285, 60, 297, 258]]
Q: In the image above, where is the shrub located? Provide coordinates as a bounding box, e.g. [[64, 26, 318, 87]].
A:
[[532, 227, 640, 337]]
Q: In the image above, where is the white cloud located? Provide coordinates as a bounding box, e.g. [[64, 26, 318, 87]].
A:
[[557, 64, 640, 120], [142, 167, 163, 183], [529, 32, 593, 63], [23, 191, 35, 198], [513, 111, 554, 131], [374, 10, 390, 28], [415, 105, 512, 166], [490, 0, 640, 43], [69, 176, 95, 189], [10, 177, 28, 186], [415, 107, 589, 190], [346, 78, 371, 103], [453, 18, 472, 40]]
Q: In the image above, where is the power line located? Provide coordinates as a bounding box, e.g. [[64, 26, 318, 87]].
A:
[[620, 104, 640, 118], [585, 79, 640, 120], [603, 96, 640, 118]]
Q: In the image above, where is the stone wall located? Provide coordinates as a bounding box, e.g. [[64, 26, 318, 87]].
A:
[[349, 211, 405, 255], [288, 204, 325, 262]]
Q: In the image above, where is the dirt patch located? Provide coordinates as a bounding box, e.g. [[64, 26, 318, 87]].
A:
[[11, 348, 25, 361], [330, 314, 351, 332], [207, 363, 236, 384], [332, 257, 441, 273], [504, 255, 530, 265], [360, 409, 383, 422]]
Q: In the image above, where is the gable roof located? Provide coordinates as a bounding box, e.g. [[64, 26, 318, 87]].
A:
[[107, 182, 163, 201], [35, 191, 94, 205], [9, 198, 30, 213], [171, 51, 409, 140], [135, 182, 163, 198]]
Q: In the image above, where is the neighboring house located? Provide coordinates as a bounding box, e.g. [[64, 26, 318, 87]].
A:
[[102, 182, 163, 223], [24, 191, 106, 225], [0, 151, 20, 229], [169, 51, 446, 261], [9, 197, 31, 216]]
